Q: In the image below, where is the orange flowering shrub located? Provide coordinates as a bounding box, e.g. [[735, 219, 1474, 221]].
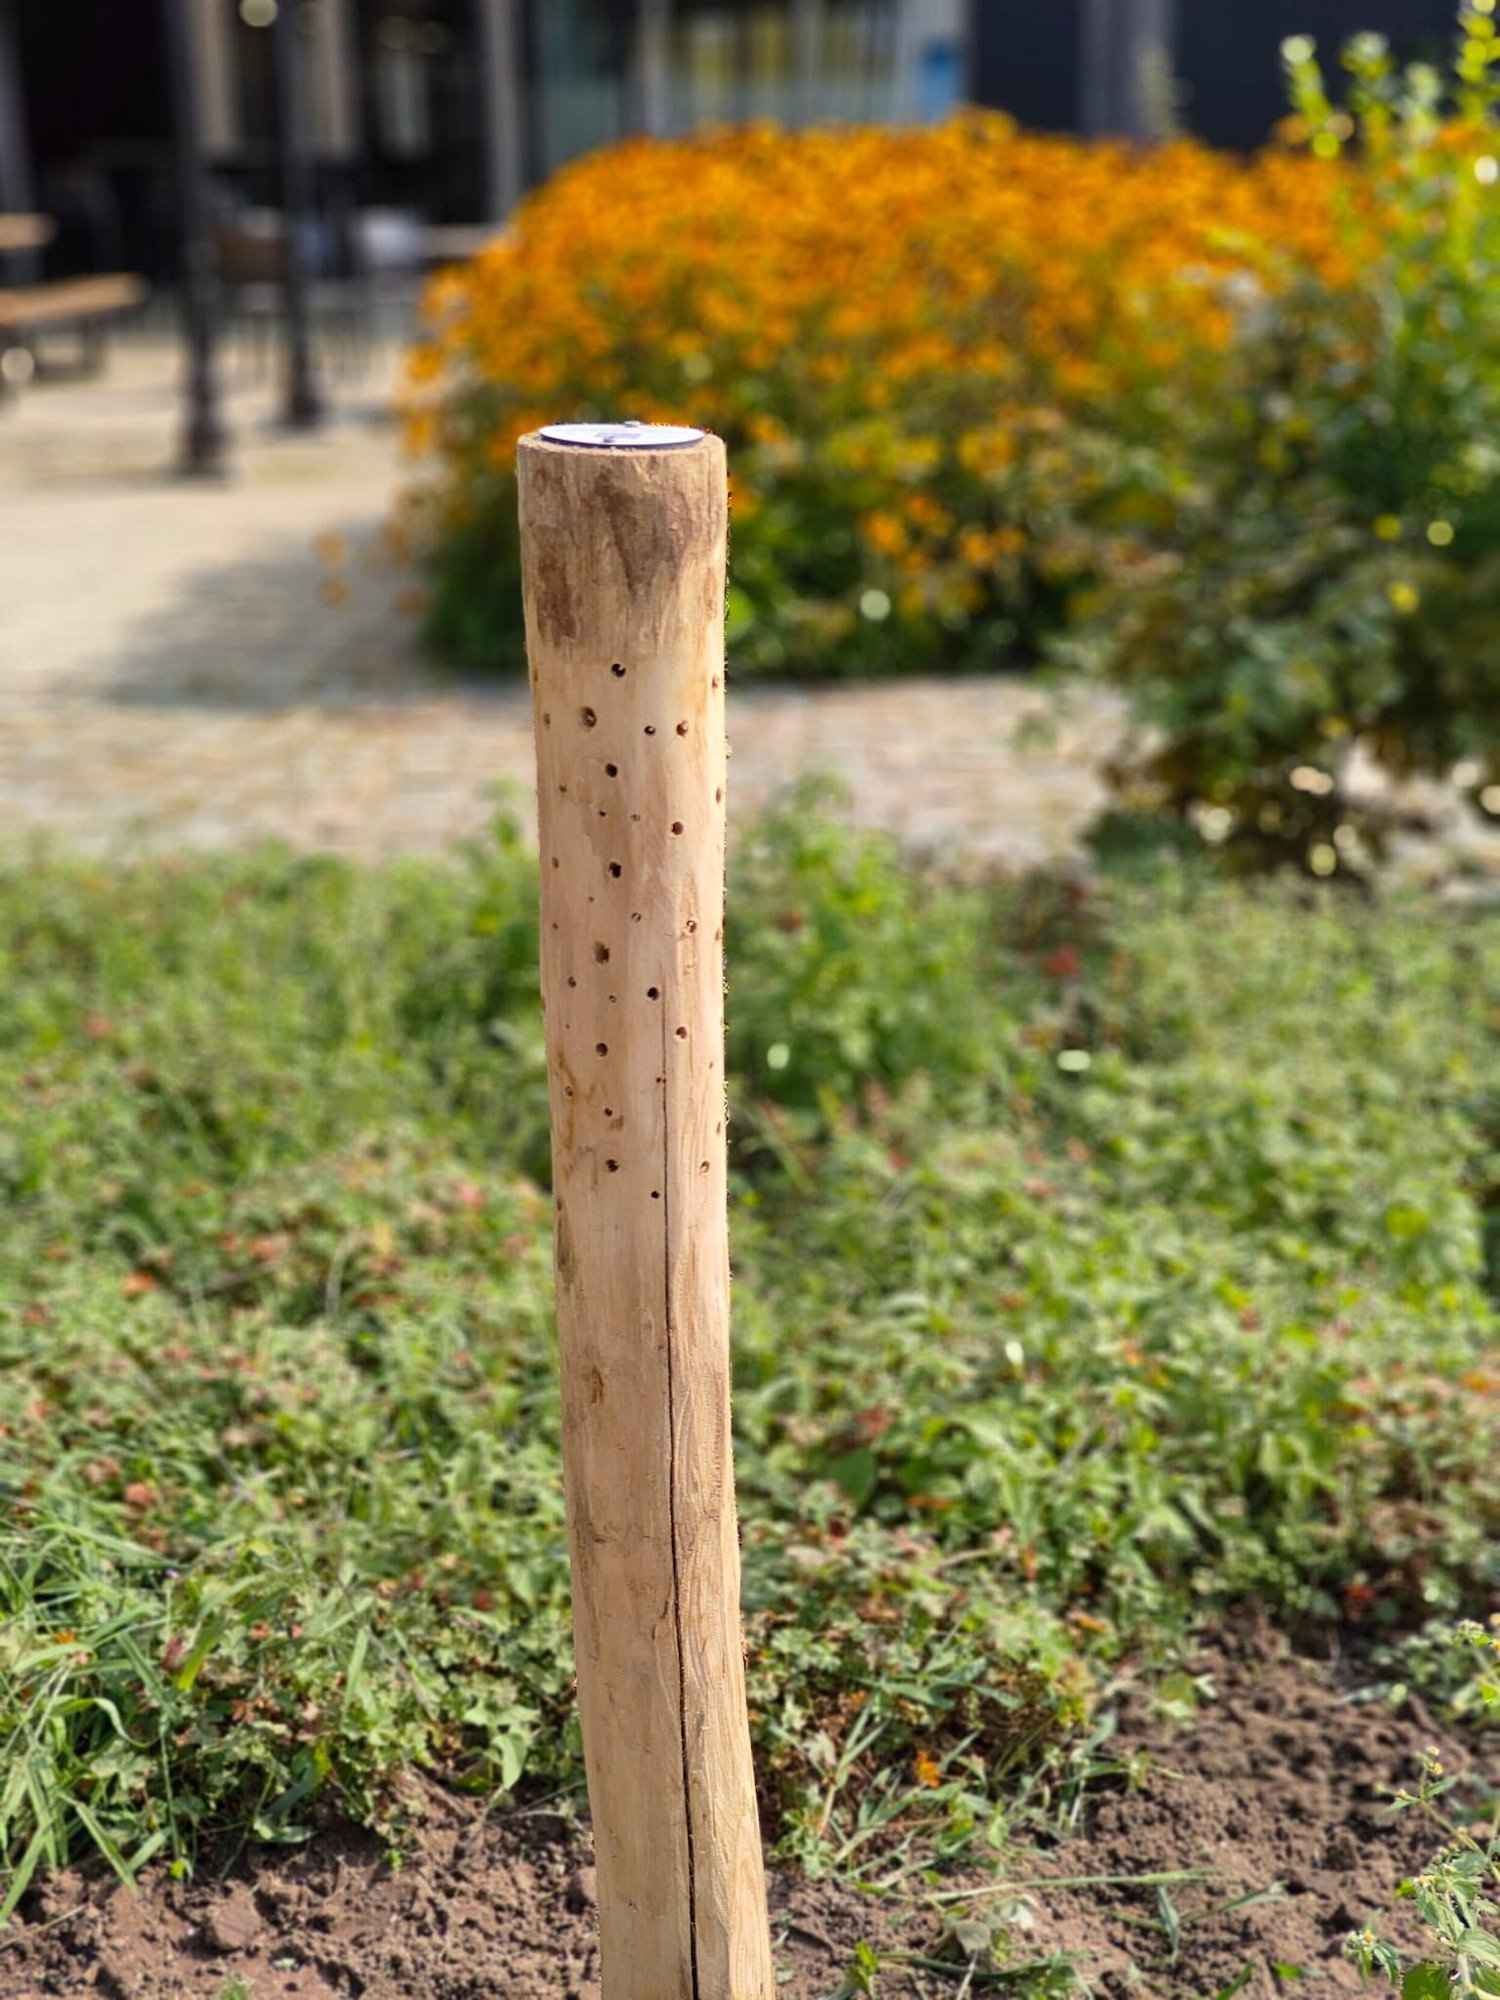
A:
[[402, 115, 1352, 676]]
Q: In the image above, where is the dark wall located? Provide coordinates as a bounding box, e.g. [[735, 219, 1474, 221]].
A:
[[971, 0, 1082, 132], [1180, 0, 1459, 148], [971, 0, 1464, 147], [18, 0, 169, 164], [16, 0, 172, 274]]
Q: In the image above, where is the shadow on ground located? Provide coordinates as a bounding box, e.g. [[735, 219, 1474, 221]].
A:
[[100, 513, 492, 712]]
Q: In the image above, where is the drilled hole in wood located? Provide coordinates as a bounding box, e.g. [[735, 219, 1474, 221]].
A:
[[596, 1042, 609, 1055], [604, 1106, 613, 1117], [563, 1085, 574, 1098], [551, 857, 559, 869], [598, 810, 607, 819], [647, 986, 660, 999], [605, 763, 618, 777], [581, 707, 597, 728], [650, 1189, 661, 1200], [630, 911, 642, 923], [606, 1159, 620, 1172], [670, 821, 683, 836], [685, 919, 698, 933], [594, 943, 610, 963], [676, 721, 688, 736], [675, 1026, 688, 1040], [630, 812, 641, 821], [559, 783, 567, 793], [608, 862, 623, 879], [699, 1161, 710, 1174], [611, 663, 626, 677], [567, 976, 577, 988], [644, 725, 656, 736]]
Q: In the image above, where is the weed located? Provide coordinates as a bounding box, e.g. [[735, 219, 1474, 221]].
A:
[[1348, 1625, 1500, 1996]]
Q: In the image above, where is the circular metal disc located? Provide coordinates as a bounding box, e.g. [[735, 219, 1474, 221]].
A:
[[539, 420, 703, 449]]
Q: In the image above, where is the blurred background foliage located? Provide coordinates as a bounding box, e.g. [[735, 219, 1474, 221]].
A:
[[1089, 11, 1500, 874], [401, 118, 1347, 680], [403, 3, 1500, 876]]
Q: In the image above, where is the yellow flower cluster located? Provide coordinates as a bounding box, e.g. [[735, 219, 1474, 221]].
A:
[[403, 115, 1356, 674]]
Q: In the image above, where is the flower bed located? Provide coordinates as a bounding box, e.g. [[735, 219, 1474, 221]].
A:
[[401, 116, 1348, 678]]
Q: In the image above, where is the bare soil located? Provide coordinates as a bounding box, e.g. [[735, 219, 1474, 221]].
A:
[[1021, 1628, 1484, 1997], [2, 1629, 1489, 2000]]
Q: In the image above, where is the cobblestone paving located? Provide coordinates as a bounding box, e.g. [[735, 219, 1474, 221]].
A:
[[4, 338, 1493, 885], [0, 338, 1116, 866]]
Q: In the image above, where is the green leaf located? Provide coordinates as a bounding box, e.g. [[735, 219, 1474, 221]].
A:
[[1404, 1964, 1453, 2000], [825, 1446, 878, 1508], [1211, 1970, 1254, 2000]]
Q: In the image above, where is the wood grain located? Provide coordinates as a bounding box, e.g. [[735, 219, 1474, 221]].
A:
[[518, 432, 773, 2000]]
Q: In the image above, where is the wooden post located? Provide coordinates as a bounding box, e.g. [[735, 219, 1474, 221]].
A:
[[517, 423, 774, 2000]]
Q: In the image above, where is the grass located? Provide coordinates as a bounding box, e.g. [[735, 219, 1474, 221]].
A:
[[2, 795, 1499, 1913]]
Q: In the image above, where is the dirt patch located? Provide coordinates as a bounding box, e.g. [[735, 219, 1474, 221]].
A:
[[2, 1632, 1488, 2000], [0, 1809, 927, 2000], [1022, 1627, 1489, 1997]]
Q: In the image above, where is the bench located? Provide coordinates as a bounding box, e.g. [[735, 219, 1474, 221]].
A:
[[0, 214, 55, 255], [0, 272, 147, 381]]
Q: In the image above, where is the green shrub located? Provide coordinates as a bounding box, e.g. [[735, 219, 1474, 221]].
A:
[[1090, 10, 1500, 876], [724, 782, 994, 1110]]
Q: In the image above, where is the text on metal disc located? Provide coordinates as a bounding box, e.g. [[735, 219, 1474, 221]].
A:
[[540, 420, 704, 449]]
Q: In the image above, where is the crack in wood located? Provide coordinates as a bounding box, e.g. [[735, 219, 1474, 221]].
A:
[[661, 1000, 702, 2000]]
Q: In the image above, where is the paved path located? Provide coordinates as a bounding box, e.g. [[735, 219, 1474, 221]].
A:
[[0, 337, 1116, 865]]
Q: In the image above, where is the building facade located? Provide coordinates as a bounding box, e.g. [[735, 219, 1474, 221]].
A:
[[2, 0, 966, 282], [3, 0, 1470, 290], [973, 0, 1466, 150]]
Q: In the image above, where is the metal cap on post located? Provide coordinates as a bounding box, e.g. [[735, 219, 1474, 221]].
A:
[[538, 420, 703, 449], [518, 423, 774, 2000]]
